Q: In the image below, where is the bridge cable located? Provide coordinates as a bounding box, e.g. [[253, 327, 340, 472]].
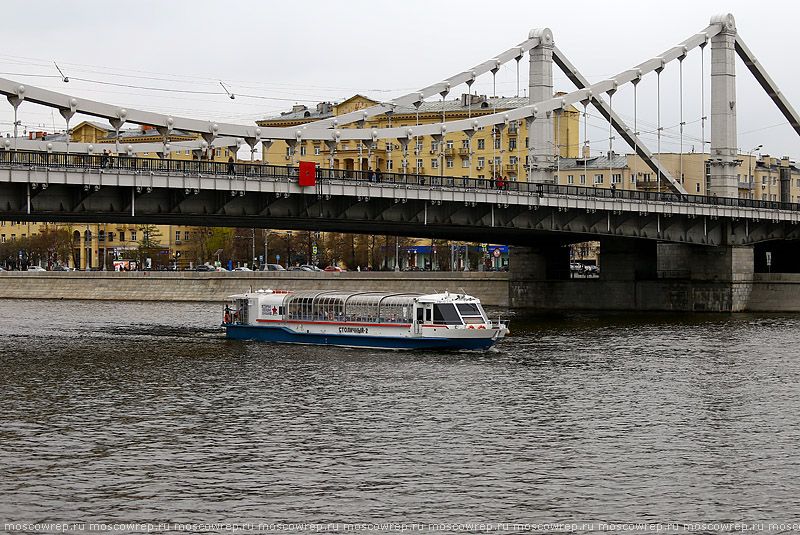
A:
[[633, 79, 638, 186], [583, 101, 588, 185], [609, 90, 614, 188], [701, 40, 707, 194], [657, 67, 662, 192], [679, 53, 685, 192]]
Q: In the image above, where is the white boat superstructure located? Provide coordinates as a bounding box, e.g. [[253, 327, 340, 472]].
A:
[[222, 289, 508, 350]]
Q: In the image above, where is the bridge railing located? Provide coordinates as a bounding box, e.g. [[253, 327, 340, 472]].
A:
[[1, 150, 798, 213]]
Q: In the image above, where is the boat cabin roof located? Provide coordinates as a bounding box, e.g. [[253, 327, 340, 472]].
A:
[[225, 289, 482, 306]]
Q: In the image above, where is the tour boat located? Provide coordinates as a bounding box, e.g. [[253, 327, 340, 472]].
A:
[[222, 289, 508, 350]]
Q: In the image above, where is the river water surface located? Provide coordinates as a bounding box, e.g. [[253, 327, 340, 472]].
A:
[[1, 299, 800, 534]]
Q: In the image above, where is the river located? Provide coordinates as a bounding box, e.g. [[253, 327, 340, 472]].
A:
[[1, 299, 799, 534]]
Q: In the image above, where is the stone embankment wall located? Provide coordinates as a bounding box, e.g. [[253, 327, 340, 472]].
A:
[[2, 271, 798, 311], [748, 274, 800, 312], [0, 271, 510, 307]]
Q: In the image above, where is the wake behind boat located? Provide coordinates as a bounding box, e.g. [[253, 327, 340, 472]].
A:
[[222, 289, 507, 350]]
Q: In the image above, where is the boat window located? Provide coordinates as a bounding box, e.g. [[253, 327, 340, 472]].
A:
[[433, 303, 462, 325], [416, 307, 424, 322], [456, 303, 482, 316]]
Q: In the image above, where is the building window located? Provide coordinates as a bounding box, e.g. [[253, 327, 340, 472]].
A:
[[567, 174, 574, 184], [477, 139, 485, 150], [131, 231, 137, 242], [415, 142, 423, 153], [462, 159, 470, 168], [461, 140, 470, 148], [643, 173, 651, 182], [553, 175, 558, 183], [525, 137, 529, 148], [509, 138, 517, 150], [477, 157, 485, 168], [594, 174, 604, 184], [386, 160, 393, 171], [612, 173, 621, 184], [431, 141, 439, 153], [580, 174, 586, 185], [446, 158, 454, 169], [494, 137, 501, 150], [416, 159, 423, 169], [185, 231, 190, 241], [510, 156, 518, 165], [120, 232, 125, 242], [300, 146, 306, 156], [431, 159, 438, 169], [11, 234, 15, 241], [446, 140, 454, 149], [176, 231, 181, 242], [215, 149, 220, 157], [1, 235, 4, 243], [314, 146, 320, 156], [696, 183, 701, 193]]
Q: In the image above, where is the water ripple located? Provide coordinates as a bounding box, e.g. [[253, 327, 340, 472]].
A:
[[1, 301, 800, 531]]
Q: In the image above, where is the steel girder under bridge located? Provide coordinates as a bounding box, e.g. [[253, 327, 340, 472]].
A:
[[2, 155, 800, 247]]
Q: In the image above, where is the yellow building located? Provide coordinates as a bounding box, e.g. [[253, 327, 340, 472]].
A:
[[257, 94, 581, 181], [1, 122, 231, 269]]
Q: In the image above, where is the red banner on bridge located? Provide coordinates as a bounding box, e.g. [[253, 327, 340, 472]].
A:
[[299, 161, 316, 186]]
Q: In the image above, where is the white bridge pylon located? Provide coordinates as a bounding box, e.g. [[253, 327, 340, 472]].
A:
[[2, 13, 799, 196]]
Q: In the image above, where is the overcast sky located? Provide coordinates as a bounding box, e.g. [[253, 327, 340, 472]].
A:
[[2, 0, 798, 160]]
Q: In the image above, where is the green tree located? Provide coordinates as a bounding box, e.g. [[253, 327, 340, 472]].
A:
[[203, 227, 234, 265], [137, 224, 163, 267]]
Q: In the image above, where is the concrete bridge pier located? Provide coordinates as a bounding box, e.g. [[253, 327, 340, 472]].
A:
[[657, 242, 754, 311], [509, 239, 755, 311]]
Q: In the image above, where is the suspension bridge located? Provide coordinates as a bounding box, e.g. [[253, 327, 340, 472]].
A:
[[1, 12, 799, 311]]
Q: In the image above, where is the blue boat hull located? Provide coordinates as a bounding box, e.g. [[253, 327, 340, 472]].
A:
[[225, 324, 498, 350]]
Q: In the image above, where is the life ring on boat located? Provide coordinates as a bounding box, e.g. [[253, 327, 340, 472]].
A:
[[224, 313, 231, 323], [468, 325, 475, 329], [478, 325, 486, 329]]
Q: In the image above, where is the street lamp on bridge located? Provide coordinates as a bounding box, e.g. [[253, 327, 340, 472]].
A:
[[748, 144, 762, 197]]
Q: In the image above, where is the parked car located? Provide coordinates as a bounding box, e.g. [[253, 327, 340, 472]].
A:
[[232, 267, 252, 272], [215, 266, 229, 272], [195, 264, 214, 271], [27, 266, 46, 271], [301, 265, 323, 272], [262, 264, 286, 271], [52, 265, 74, 271], [324, 266, 344, 272], [586, 265, 600, 275], [289, 266, 313, 271], [570, 262, 583, 272]]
